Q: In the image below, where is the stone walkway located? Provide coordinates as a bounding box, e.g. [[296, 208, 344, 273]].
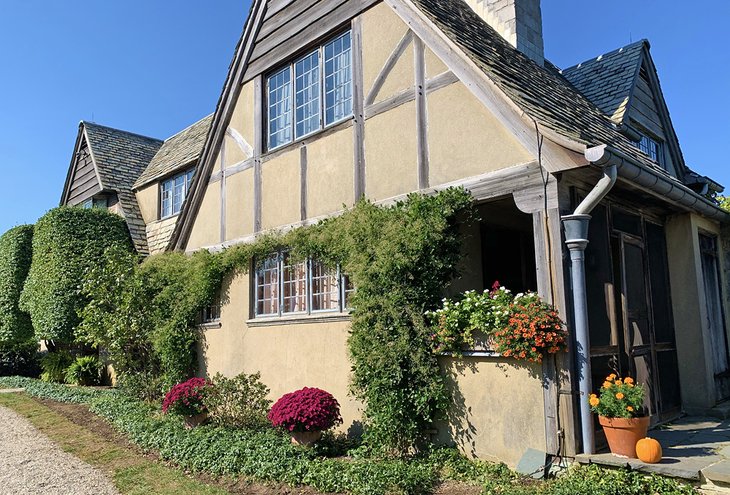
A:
[[577, 416, 730, 492], [0, 403, 119, 495]]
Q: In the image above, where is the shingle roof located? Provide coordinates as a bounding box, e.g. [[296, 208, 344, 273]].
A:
[[561, 40, 646, 123], [409, 0, 670, 177], [134, 114, 213, 189], [83, 123, 164, 254]]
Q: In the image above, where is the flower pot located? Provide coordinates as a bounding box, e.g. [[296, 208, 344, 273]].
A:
[[183, 412, 208, 429], [599, 415, 650, 458], [290, 430, 322, 447]]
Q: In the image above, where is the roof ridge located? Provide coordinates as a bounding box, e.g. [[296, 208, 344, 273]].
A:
[[561, 39, 649, 74], [162, 113, 214, 143], [81, 121, 164, 143]]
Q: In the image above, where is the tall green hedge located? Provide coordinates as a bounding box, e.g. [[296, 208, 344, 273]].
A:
[[19, 207, 134, 343], [0, 225, 34, 344]]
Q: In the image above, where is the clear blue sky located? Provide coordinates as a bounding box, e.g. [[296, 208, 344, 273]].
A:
[[1, 1, 727, 233]]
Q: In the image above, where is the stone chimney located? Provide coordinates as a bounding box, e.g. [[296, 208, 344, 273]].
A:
[[464, 0, 545, 66]]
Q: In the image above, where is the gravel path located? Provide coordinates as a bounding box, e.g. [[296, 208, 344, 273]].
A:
[[0, 404, 119, 495]]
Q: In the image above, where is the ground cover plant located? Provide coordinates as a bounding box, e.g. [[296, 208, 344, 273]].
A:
[[0, 377, 698, 495]]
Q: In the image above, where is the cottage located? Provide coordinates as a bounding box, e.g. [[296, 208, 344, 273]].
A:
[[61, 0, 730, 468]]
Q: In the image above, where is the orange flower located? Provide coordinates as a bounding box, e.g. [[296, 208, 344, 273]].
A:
[[602, 381, 612, 389], [615, 392, 625, 400], [607, 374, 616, 381], [589, 395, 600, 407], [615, 379, 623, 385], [624, 377, 634, 385], [626, 406, 634, 412]]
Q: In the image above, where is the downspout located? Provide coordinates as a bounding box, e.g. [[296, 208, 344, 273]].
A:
[[562, 144, 617, 455]]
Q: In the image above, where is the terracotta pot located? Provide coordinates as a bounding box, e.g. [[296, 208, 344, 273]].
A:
[[290, 430, 323, 447], [183, 412, 208, 429], [599, 415, 650, 458]]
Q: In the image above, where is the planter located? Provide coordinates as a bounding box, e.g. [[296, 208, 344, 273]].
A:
[[290, 430, 323, 447], [599, 415, 650, 458], [183, 412, 208, 429]]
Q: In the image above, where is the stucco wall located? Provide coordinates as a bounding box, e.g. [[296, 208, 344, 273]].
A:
[[230, 81, 256, 146], [306, 127, 355, 218], [225, 168, 255, 240], [437, 356, 546, 466], [261, 150, 301, 230], [135, 183, 158, 224], [187, 181, 221, 251]]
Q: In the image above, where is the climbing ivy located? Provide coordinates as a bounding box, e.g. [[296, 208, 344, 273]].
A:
[[0, 225, 34, 344]]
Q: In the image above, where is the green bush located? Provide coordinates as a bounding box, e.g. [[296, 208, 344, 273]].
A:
[[64, 355, 103, 386], [0, 225, 34, 344], [19, 207, 134, 343], [40, 350, 73, 383], [0, 340, 40, 377], [205, 372, 271, 428]]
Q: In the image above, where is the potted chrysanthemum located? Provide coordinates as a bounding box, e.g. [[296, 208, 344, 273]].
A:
[[268, 387, 342, 446], [589, 374, 647, 457], [162, 377, 210, 428]]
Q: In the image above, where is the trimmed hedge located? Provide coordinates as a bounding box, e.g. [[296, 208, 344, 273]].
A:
[[19, 207, 134, 343], [0, 225, 34, 343]]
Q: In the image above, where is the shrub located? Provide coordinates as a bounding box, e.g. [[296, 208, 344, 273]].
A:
[[20, 207, 134, 343], [64, 355, 103, 386], [205, 372, 271, 428], [590, 374, 645, 418], [268, 387, 343, 433], [0, 340, 40, 377], [0, 225, 34, 344], [40, 350, 73, 383], [117, 369, 166, 403], [162, 377, 209, 415]]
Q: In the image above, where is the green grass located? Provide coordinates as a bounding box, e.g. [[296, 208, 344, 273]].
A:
[[0, 393, 228, 495]]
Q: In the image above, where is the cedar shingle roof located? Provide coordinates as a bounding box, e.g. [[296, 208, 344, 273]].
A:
[[561, 40, 646, 124], [82, 123, 164, 254], [134, 114, 213, 189], [409, 0, 671, 178]]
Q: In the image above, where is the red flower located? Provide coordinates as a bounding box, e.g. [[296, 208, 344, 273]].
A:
[[268, 387, 342, 433]]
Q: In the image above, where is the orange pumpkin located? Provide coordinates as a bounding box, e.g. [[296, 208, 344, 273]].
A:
[[636, 437, 662, 463]]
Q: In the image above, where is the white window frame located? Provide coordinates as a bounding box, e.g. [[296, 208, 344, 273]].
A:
[[266, 31, 353, 151], [160, 168, 195, 219], [253, 253, 352, 318]]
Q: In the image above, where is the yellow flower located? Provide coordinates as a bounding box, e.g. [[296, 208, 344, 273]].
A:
[[615, 392, 625, 400], [624, 377, 634, 385], [626, 406, 634, 412], [589, 397, 600, 407], [602, 381, 611, 389]]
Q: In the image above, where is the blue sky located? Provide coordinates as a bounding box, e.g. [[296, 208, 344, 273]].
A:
[[0, 1, 727, 233]]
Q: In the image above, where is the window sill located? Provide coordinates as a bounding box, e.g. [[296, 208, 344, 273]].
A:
[[247, 312, 351, 327], [198, 321, 222, 329]]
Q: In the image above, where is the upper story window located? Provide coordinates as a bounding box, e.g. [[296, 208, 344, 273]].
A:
[[634, 133, 662, 166], [161, 168, 194, 218], [202, 291, 222, 324], [254, 252, 352, 318], [83, 197, 108, 209], [267, 31, 353, 151]]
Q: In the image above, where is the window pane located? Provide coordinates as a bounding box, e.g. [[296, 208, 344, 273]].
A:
[[311, 262, 338, 311], [295, 50, 320, 138], [161, 179, 173, 217], [343, 274, 355, 310], [324, 32, 352, 125], [268, 67, 292, 149], [256, 255, 279, 316], [203, 292, 221, 322], [173, 174, 185, 214], [282, 255, 307, 313]]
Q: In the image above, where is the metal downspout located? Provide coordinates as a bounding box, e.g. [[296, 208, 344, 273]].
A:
[[562, 145, 617, 455]]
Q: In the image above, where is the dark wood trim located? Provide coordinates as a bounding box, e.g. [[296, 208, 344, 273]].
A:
[[300, 145, 308, 221], [414, 36, 429, 189], [365, 29, 413, 106], [352, 15, 366, 199], [254, 75, 264, 233]]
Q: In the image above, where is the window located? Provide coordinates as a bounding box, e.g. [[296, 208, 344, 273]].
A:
[[253, 253, 352, 317], [202, 292, 222, 323], [82, 197, 108, 209], [634, 133, 662, 165], [161, 169, 195, 218], [267, 31, 352, 150]]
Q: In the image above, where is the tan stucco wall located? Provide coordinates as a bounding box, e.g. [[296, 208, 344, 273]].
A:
[[230, 80, 256, 146], [306, 127, 355, 218], [437, 357, 546, 467], [135, 183, 158, 224], [198, 272, 362, 433], [427, 83, 532, 186], [364, 100, 418, 201], [225, 168, 255, 241], [186, 181, 221, 251], [361, 2, 414, 102], [425, 46, 449, 78], [666, 213, 716, 409], [261, 149, 301, 230], [224, 135, 249, 167]]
